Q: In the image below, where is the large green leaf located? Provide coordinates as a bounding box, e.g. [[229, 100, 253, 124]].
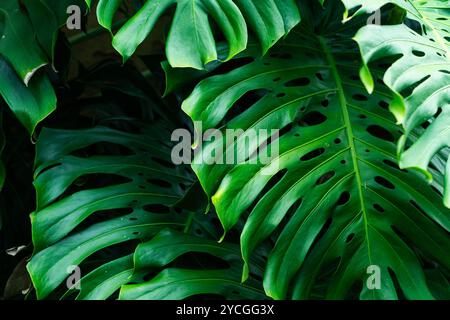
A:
[[89, 0, 301, 69], [181, 2, 450, 299], [61, 254, 135, 300], [28, 119, 266, 300], [27, 63, 266, 300], [27, 120, 192, 299], [119, 229, 267, 299], [345, 1, 450, 207], [0, 0, 85, 134]]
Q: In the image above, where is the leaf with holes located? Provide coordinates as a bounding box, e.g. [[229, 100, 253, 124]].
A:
[[28, 117, 266, 300], [27, 120, 195, 299], [26, 63, 267, 300], [181, 2, 450, 299], [344, 0, 450, 208], [88, 0, 302, 69], [119, 229, 267, 299]]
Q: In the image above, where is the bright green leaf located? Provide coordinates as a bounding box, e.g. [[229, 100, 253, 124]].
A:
[[182, 2, 450, 299], [95, 0, 301, 69], [0, 57, 56, 135]]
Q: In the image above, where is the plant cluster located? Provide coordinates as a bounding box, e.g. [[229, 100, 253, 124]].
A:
[[0, 0, 449, 300]]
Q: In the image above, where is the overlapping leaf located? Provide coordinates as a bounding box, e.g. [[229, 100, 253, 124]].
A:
[[181, 2, 450, 299], [27, 119, 194, 299], [120, 229, 267, 300], [27, 63, 267, 300], [0, 0, 85, 134], [88, 0, 301, 69], [343, 1, 450, 207], [0, 58, 56, 135], [0, 0, 47, 83], [23, 0, 85, 62], [28, 118, 267, 300]]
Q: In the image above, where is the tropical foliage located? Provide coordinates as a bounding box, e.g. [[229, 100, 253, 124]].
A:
[[0, 0, 449, 300]]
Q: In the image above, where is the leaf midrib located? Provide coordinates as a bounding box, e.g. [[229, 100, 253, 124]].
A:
[[319, 36, 373, 267]]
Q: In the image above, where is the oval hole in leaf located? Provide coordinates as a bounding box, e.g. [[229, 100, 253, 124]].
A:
[[374, 176, 395, 189], [300, 147, 325, 161], [367, 125, 395, 142], [378, 100, 389, 109], [412, 50, 425, 57], [299, 111, 327, 126], [352, 94, 368, 101], [346, 233, 355, 243], [337, 191, 350, 206], [147, 179, 172, 188], [223, 89, 269, 122], [143, 204, 171, 214], [316, 171, 335, 186], [373, 203, 385, 213], [284, 77, 310, 87]]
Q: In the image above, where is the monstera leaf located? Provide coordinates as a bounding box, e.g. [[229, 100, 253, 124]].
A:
[[119, 229, 267, 300], [158, 40, 261, 95], [27, 119, 193, 299], [88, 0, 302, 69], [26, 62, 267, 300], [343, 1, 450, 207], [27, 114, 268, 300], [0, 0, 85, 134], [0, 57, 56, 135], [181, 2, 450, 299]]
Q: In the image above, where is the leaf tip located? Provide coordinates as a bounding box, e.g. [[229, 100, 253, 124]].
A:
[[359, 64, 374, 94], [241, 263, 250, 283], [389, 93, 406, 124]]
